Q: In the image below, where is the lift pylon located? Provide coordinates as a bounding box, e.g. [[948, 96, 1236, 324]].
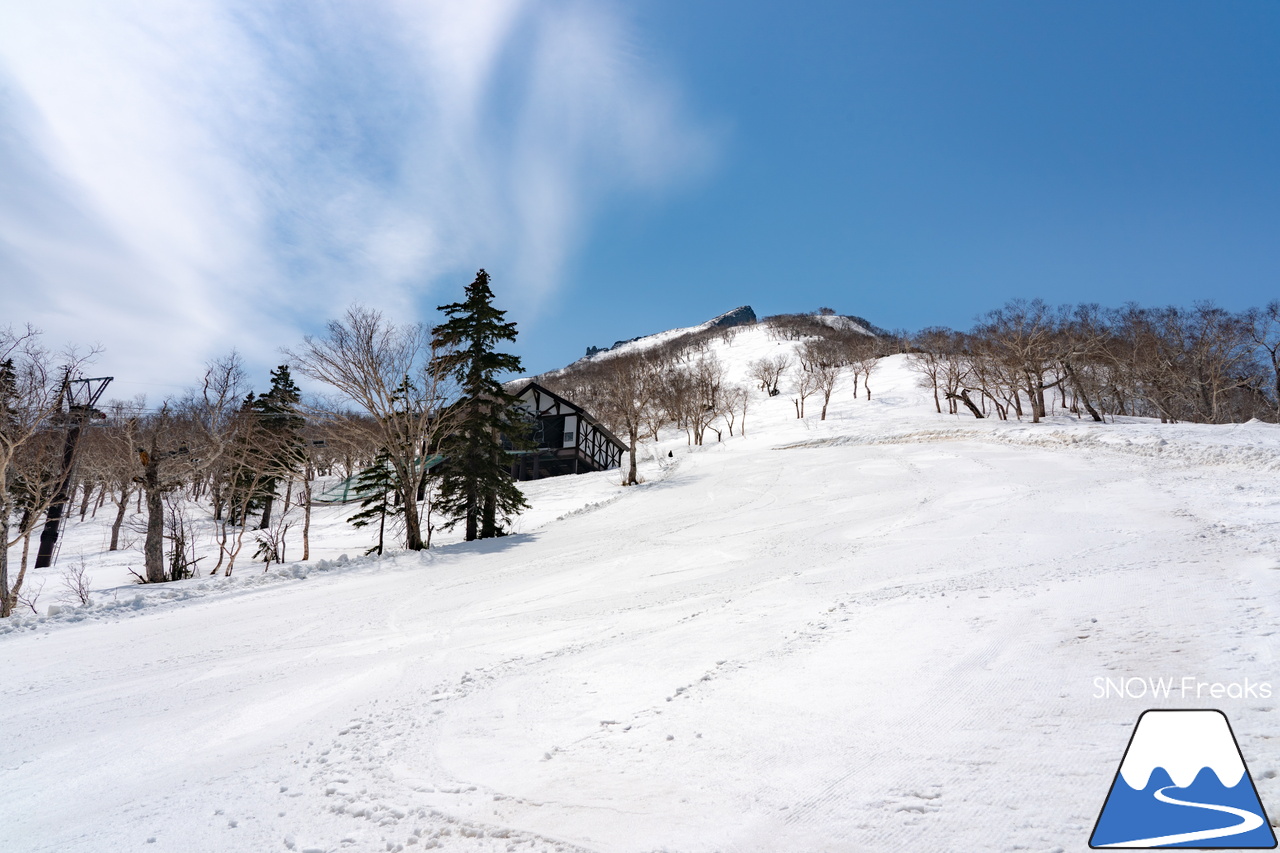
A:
[[33, 374, 113, 569]]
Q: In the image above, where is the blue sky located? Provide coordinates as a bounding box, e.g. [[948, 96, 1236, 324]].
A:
[[1, 1, 1277, 396], [570, 1, 1280, 355]]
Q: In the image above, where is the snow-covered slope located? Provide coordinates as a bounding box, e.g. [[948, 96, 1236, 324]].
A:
[[572, 305, 759, 365], [811, 312, 878, 336], [3, 323, 1280, 852]]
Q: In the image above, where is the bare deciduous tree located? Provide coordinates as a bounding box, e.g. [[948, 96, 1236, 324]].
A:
[[1, 327, 96, 616], [748, 355, 790, 396], [135, 405, 181, 583], [689, 356, 729, 445], [595, 353, 660, 486], [907, 328, 952, 414], [813, 362, 842, 420], [1246, 301, 1280, 421], [60, 556, 93, 606], [974, 299, 1068, 423], [851, 350, 880, 401], [284, 306, 457, 551], [790, 366, 817, 419], [721, 386, 749, 436]]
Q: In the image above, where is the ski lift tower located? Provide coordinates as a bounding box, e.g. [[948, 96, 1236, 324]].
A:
[[33, 373, 112, 569]]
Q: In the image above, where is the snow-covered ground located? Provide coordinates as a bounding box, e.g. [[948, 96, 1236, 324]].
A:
[[3, 325, 1279, 852]]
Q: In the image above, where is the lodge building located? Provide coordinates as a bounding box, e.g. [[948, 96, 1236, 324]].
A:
[[507, 382, 626, 481]]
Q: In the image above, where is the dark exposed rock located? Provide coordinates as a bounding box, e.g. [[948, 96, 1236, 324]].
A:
[[584, 335, 645, 358], [708, 306, 757, 329]]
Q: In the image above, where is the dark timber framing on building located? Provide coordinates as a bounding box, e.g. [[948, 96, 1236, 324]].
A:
[[507, 382, 626, 481]]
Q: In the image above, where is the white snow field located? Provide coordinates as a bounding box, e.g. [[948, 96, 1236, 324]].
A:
[[3, 324, 1280, 852]]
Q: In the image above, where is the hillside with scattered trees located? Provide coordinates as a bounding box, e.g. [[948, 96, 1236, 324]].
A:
[[3, 296, 1279, 616]]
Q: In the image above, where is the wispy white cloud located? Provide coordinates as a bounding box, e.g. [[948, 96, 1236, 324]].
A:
[[0, 0, 711, 396]]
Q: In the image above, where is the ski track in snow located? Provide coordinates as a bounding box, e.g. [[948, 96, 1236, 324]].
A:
[[3, 332, 1280, 853]]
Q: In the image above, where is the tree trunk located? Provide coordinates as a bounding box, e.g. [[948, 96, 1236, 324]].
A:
[[142, 443, 166, 584], [212, 523, 228, 576], [2, 508, 34, 615], [465, 469, 480, 541], [15, 523, 33, 611], [946, 390, 986, 419], [109, 484, 130, 551], [225, 522, 251, 577], [400, 468, 424, 551], [481, 489, 497, 539], [1062, 361, 1103, 422], [626, 425, 639, 485], [376, 502, 386, 555], [259, 491, 274, 530], [144, 484, 165, 582], [477, 435, 500, 539], [403, 495, 424, 549], [0, 500, 10, 618], [301, 487, 311, 561]]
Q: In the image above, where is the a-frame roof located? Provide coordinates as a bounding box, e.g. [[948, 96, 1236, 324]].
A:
[[509, 381, 627, 450]]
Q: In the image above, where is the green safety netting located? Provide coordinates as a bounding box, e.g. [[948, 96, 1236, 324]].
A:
[[312, 454, 445, 504]]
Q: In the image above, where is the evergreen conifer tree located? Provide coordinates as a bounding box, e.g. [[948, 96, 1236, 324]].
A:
[[253, 365, 306, 528], [431, 269, 528, 540], [346, 450, 402, 555]]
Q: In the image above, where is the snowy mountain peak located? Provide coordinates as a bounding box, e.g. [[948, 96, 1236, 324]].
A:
[[582, 305, 757, 360], [707, 305, 757, 328], [1118, 710, 1246, 790], [813, 313, 875, 336]]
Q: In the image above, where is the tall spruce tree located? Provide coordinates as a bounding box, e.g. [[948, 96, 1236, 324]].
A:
[[253, 365, 306, 528], [431, 269, 528, 541]]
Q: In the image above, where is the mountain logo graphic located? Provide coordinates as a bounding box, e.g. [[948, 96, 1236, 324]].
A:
[[1090, 709, 1277, 848]]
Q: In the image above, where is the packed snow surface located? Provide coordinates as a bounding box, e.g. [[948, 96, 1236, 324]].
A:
[[3, 324, 1279, 852]]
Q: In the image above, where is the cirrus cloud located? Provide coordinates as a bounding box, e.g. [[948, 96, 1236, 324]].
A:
[[0, 0, 712, 397]]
